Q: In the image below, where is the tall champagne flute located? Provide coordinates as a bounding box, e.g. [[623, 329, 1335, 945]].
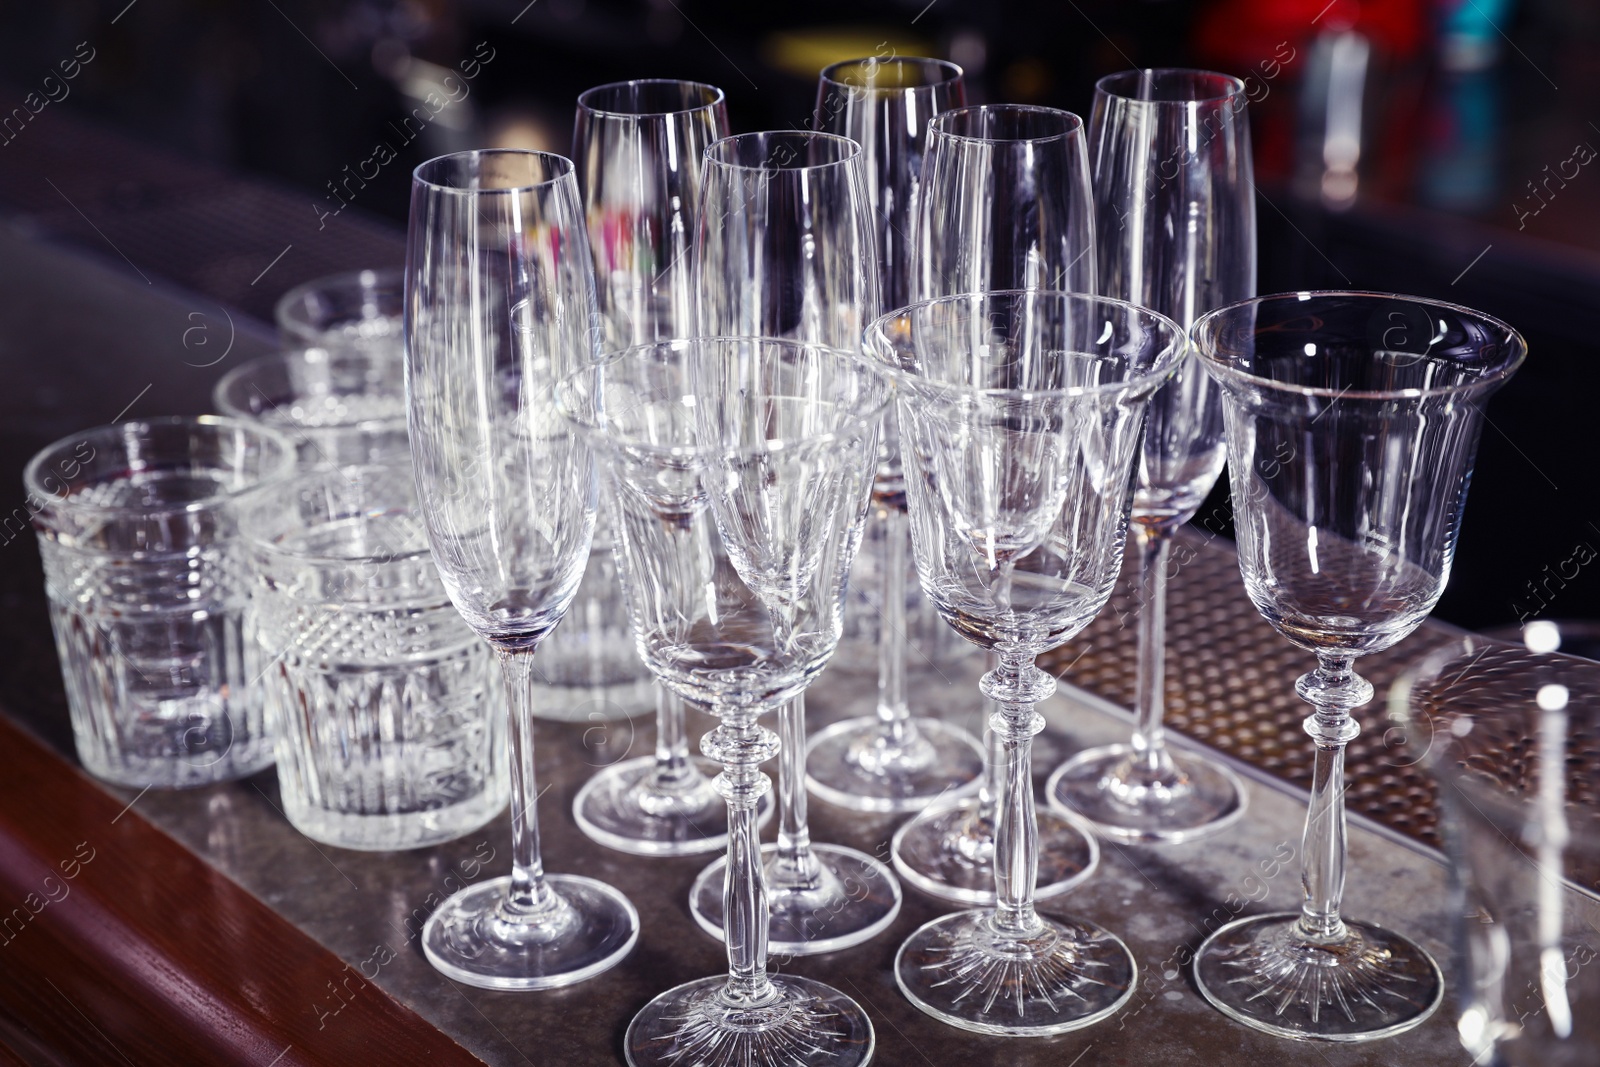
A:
[[687, 131, 904, 955], [869, 291, 1185, 1034], [805, 55, 986, 814], [404, 149, 638, 989], [1048, 69, 1254, 842], [912, 104, 1096, 297], [561, 339, 888, 1067], [1190, 291, 1524, 1040], [891, 104, 1100, 904], [569, 78, 772, 856]]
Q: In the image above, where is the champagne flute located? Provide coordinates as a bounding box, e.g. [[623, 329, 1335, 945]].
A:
[[569, 77, 772, 856], [1048, 68, 1254, 842], [804, 55, 986, 815], [687, 130, 904, 955], [891, 104, 1100, 904], [404, 149, 638, 989]]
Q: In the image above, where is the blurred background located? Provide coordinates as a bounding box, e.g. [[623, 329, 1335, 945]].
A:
[[0, 0, 1597, 633]]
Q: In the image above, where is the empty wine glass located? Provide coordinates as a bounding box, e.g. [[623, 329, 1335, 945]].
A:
[[1190, 291, 1526, 1040], [805, 56, 985, 814], [1048, 69, 1254, 843], [869, 290, 1185, 1035], [689, 130, 903, 955], [404, 149, 637, 989], [891, 104, 1100, 905], [569, 77, 766, 857], [561, 338, 888, 1067]]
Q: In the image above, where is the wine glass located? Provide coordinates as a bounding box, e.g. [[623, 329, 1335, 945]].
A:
[[1189, 291, 1526, 1040], [404, 149, 638, 989], [869, 290, 1184, 1034], [891, 104, 1100, 905], [561, 338, 888, 1067], [1047, 69, 1254, 843], [569, 77, 770, 857], [804, 55, 987, 815], [688, 130, 903, 955]]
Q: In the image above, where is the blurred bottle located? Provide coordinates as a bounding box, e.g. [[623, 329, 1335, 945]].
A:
[[1438, 0, 1516, 71]]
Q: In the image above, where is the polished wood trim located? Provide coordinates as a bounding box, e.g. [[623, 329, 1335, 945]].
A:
[[0, 714, 484, 1066]]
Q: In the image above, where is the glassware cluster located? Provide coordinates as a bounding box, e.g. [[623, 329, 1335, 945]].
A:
[[21, 54, 1541, 1065]]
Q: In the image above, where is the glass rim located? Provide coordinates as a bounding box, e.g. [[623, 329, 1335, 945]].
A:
[[559, 336, 893, 459], [926, 104, 1084, 145], [274, 267, 402, 330], [1191, 289, 1528, 401], [865, 290, 1187, 400], [817, 56, 963, 92], [411, 148, 575, 195], [212, 346, 408, 430], [575, 78, 726, 118], [1095, 68, 1248, 106], [244, 462, 431, 565], [702, 130, 863, 171], [23, 414, 296, 517]]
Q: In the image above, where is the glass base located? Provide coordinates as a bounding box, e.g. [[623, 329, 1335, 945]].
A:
[[1193, 912, 1444, 1042], [573, 755, 772, 857], [691, 843, 902, 956], [895, 909, 1137, 1036], [1046, 742, 1247, 844], [421, 874, 639, 990], [83, 737, 275, 790], [283, 781, 505, 852], [804, 716, 984, 813], [626, 974, 873, 1067], [890, 795, 1097, 905]]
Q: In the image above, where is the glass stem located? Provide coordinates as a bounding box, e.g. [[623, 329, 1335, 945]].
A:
[[772, 694, 822, 888], [953, 657, 999, 864], [982, 652, 1055, 937], [1293, 654, 1370, 943], [650, 688, 695, 791], [976, 653, 1000, 822], [705, 708, 780, 1006], [876, 506, 915, 745], [494, 646, 557, 917], [976, 707, 998, 823], [1130, 525, 1180, 780]]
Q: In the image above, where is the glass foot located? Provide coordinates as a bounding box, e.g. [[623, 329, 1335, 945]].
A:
[[1046, 742, 1247, 844], [573, 754, 773, 857], [691, 843, 902, 956], [1193, 912, 1444, 1041], [421, 874, 639, 990], [895, 909, 1137, 1035], [626, 974, 874, 1067], [890, 795, 1097, 905], [805, 716, 984, 813]]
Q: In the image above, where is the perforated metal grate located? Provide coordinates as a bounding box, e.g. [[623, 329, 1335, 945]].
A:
[[1038, 526, 1460, 848]]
